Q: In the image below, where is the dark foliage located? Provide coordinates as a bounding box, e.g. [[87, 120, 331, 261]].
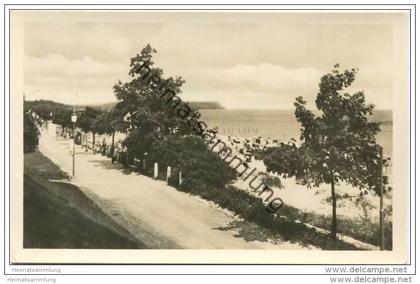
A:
[[77, 106, 103, 133], [24, 111, 40, 153], [258, 65, 391, 240], [113, 45, 203, 155], [152, 136, 237, 189]]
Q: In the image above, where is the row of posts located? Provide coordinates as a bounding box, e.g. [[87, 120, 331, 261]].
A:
[[144, 160, 182, 186], [67, 126, 183, 187], [154, 163, 182, 186]]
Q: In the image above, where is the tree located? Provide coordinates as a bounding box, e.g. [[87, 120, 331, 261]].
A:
[[113, 44, 199, 158], [259, 64, 389, 239], [100, 105, 129, 155], [24, 100, 73, 135], [24, 110, 40, 153], [77, 106, 102, 153], [93, 108, 127, 155], [52, 108, 73, 136]]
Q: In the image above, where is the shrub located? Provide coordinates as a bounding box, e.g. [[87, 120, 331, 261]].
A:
[[149, 136, 237, 189], [24, 112, 40, 153], [260, 173, 283, 189]]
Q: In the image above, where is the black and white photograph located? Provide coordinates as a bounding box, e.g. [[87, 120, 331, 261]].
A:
[[7, 6, 413, 268]]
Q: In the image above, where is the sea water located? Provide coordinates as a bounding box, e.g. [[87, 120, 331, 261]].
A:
[[200, 109, 392, 157]]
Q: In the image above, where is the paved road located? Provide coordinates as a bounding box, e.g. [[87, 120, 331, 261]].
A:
[[38, 126, 311, 249]]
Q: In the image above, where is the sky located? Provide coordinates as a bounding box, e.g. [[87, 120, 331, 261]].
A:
[[21, 11, 409, 109]]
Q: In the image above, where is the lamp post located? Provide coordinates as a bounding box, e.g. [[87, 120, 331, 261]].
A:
[[378, 146, 386, 251], [71, 107, 78, 177], [379, 147, 389, 250]]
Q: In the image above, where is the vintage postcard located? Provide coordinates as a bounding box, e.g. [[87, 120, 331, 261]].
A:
[[9, 9, 411, 264]]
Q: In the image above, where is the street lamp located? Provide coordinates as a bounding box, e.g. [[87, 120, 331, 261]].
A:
[[378, 146, 384, 250], [378, 146, 389, 251], [71, 109, 78, 177]]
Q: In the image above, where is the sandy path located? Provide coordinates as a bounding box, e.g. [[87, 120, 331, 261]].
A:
[[38, 126, 311, 250]]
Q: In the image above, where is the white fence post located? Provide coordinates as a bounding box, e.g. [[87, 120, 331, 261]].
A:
[[166, 166, 171, 184], [179, 170, 182, 186], [154, 162, 158, 179]]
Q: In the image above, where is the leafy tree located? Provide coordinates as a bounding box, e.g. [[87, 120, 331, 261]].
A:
[[258, 64, 389, 239], [94, 107, 127, 155], [113, 44, 200, 158], [52, 108, 73, 136], [24, 100, 72, 135], [24, 111, 40, 153], [111, 45, 237, 189], [77, 106, 102, 153]]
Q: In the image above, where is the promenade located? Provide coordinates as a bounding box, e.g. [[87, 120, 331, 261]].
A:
[[38, 127, 310, 249]]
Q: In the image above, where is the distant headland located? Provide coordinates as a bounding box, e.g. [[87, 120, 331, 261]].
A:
[[24, 99, 225, 111], [89, 101, 224, 111]]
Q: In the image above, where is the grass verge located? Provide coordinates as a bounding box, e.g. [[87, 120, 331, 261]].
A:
[[172, 182, 360, 250], [123, 158, 364, 250], [24, 150, 145, 249], [278, 204, 392, 250]]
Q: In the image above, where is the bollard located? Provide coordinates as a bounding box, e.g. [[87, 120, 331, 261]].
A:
[[143, 159, 146, 170], [154, 162, 158, 179], [133, 158, 140, 170], [166, 166, 171, 184], [179, 170, 182, 186]]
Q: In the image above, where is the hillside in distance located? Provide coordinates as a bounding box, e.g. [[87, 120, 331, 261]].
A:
[[88, 101, 224, 110], [25, 99, 224, 113]]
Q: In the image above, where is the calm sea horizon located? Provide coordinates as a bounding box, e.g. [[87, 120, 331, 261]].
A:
[[200, 109, 392, 157]]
